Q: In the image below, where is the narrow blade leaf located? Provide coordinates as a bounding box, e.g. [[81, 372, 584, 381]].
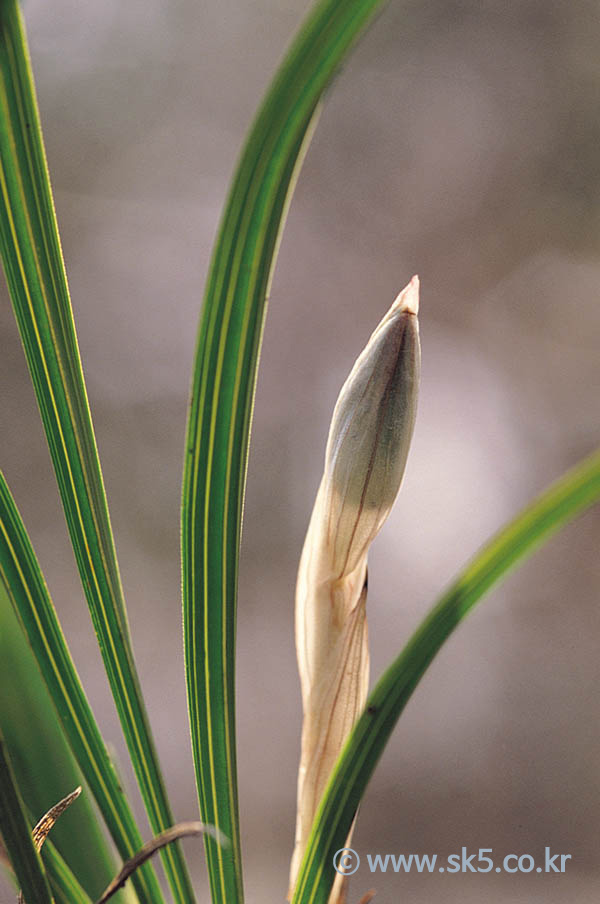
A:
[[182, 2, 388, 902], [0, 4, 193, 900], [41, 840, 92, 904]]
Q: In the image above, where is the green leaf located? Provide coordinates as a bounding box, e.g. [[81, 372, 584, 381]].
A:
[[42, 840, 92, 904], [0, 471, 164, 904], [0, 582, 119, 900], [0, 4, 193, 901], [0, 728, 54, 904], [182, 2, 388, 902], [292, 447, 600, 904]]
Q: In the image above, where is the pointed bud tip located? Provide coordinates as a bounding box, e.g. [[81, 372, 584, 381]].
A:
[[392, 274, 419, 315]]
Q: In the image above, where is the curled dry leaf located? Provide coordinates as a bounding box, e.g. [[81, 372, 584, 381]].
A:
[[95, 821, 226, 904], [289, 277, 421, 902], [17, 786, 81, 904]]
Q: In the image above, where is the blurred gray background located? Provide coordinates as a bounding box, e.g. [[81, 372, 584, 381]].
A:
[[1, 0, 599, 900]]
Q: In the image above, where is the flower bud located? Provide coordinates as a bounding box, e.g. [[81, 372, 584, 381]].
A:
[[324, 275, 420, 577], [289, 277, 421, 902]]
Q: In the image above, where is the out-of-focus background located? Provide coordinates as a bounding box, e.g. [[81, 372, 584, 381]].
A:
[[1, 0, 599, 900]]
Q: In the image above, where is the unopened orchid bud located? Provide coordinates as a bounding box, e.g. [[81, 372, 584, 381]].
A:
[[289, 277, 421, 903], [324, 275, 420, 577]]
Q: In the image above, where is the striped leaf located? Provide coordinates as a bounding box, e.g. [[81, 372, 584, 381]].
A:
[[182, 2, 388, 902], [292, 448, 600, 904], [42, 840, 92, 904], [0, 4, 193, 901], [0, 471, 164, 904]]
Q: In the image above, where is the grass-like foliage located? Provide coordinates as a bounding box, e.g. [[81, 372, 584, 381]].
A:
[[0, 1, 598, 903]]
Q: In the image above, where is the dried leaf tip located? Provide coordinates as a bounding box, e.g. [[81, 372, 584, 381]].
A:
[[17, 787, 82, 904], [31, 786, 82, 852]]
